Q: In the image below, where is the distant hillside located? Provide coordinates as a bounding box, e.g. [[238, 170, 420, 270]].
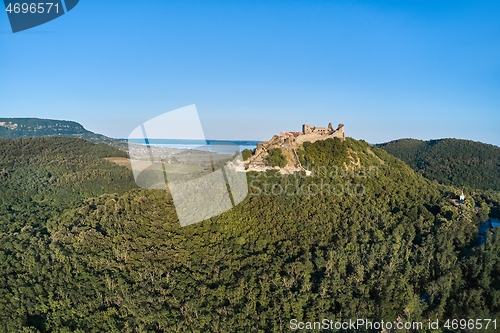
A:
[[377, 138, 500, 191], [0, 136, 136, 209], [0, 118, 127, 150]]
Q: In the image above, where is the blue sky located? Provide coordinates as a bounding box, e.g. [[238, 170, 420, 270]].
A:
[[1, 0, 499, 145]]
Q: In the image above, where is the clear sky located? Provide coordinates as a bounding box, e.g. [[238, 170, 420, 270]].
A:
[[1, 0, 499, 145]]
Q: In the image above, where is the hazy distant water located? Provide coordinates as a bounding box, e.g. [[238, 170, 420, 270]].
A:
[[125, 139, 260, 151]]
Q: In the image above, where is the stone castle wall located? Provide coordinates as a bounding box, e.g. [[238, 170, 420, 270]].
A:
[[248, 123, 345, 166]]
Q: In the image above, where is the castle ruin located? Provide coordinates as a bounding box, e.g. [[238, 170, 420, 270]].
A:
[[248, 123, 345, 171]]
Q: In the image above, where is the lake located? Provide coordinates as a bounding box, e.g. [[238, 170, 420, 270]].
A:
[[124, 139, 260, 152]]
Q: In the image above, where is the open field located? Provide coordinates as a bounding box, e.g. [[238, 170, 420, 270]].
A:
[[104, 157, 133, 169]]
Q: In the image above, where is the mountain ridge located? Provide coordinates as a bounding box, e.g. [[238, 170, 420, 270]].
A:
[[0, 117, 128, 150]]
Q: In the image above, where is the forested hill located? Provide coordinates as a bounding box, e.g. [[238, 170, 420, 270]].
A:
[[0, 118, 127, 150], [1, 136, 499, 332], [377, 138, 500, 191], [0, 136, 136, 211]]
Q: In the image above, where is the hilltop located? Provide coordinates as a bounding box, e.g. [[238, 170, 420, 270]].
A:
[[0, 118, 128, 150], [377, 138, 500, 191], [1, 134, 499, 331], [245, 122, 345, 173]]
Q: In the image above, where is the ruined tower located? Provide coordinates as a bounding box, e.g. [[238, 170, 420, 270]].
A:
[[302, 124, 311, 134]]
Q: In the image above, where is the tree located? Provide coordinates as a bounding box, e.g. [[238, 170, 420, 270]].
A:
[[242, 149, 253, 161], [266, 148, 287, 167]]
